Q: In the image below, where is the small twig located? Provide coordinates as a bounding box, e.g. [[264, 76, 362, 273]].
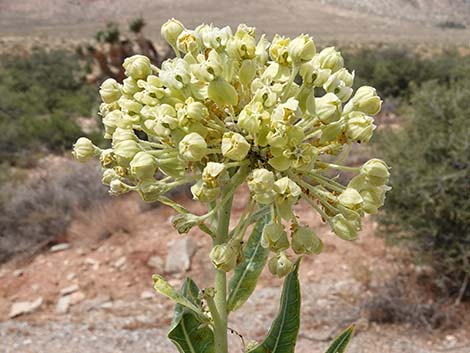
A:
[[454, 273, 469, 306]]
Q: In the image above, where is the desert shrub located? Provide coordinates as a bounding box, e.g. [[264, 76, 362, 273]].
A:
[[0, 159, 109, 263], [437, 21, 466, 30], [363, 275, 458, 329], [345, 48, 470, 99], [376, 79, 470, 296], [0, 48, 98, 163]]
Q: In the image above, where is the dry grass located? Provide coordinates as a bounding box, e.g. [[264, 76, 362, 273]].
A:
[[67, 196, 139, 245], [362, 274, 461, 330], [0, 158, 108, 263]]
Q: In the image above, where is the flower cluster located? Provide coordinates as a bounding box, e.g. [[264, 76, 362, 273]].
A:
[[73, 19, 390, 277]]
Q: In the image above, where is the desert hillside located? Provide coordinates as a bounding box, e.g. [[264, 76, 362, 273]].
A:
[[1, 0, 469, 44]]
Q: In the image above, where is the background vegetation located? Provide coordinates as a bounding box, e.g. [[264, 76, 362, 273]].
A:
[[0, 48, 98, 165], [0, 43, 469, 298]]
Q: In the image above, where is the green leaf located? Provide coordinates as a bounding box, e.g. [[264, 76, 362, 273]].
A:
[[153, 274, 204, 317], [227, 214, 270, 312], [168, 278, 215, 353], [247, 259, 301, 353], [324, 325, 355, 353]]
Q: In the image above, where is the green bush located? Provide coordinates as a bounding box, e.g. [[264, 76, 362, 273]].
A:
[[377, 79, 470, 296], [0, 48, 97, 162], [345, 48, 470, 99]]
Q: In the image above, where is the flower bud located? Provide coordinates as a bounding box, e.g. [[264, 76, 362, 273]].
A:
[[221, 132, 251, 161], [138, 180, 169, 202], [122, 77, 141, 97], [331, 214, 359, 241], [112, 127, 138, 147], [346, 112, 376, 143], [161, 18, 185, 48], [179, 132, 208, 161], [292, 226, 323, 255], [197, 24, 232, 50], [99, 78, 122, 104], [269, 35, 291, 65], [227, 26, 256, 60], [191, 180, 220, 202], [113, 140, 141, 165], [255, 34, 269, 65], [237, 101, 269, 134], [100, 149, 116, 168], [202, 162, 227, 188], [268, 252, 293, 278], [210, 242, 241, 272], [109, 179, 131, 195], [247, 168, 275, 204], [361, 159, 390, 186], [315, 93, 341, 124], [72, 137, 98, 162], [129, 151, 158, 180], [101, 168, 119, 185], [338, 188, 363, 210], [335, 68, 355, 87], [361, 185, 390, 214], [176, 30, 201, 54], [273, 177, 302, 220], [171, 213, 200, 234], [208, 78, 238, 106], [320, 121, 344, 143], [102, 110, 121, 138], [299, 62, 330, 86], [349, 86, 382, 115], [186, 99, 209, 121], [118, 97, 142, 114], [123, 55, 152, 80], [288, 34, 316, 63], [316, 47, 344, 72], [261, 222, 289, 252]]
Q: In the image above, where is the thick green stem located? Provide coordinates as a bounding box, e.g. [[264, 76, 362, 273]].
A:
[[213, 190, 233, 353]]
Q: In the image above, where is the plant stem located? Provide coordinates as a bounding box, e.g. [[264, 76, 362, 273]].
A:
[[213, 189, 233, 353]]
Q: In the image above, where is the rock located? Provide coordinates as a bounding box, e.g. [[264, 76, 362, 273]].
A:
[[66, 273, 76, 281], [113, 256, 126, 269], [147, 255, 164, 270], [84, 258, 100, 271], [56, 296, 71, 314], [83, 294, 112, 311], [60, 284, 79, 296], [165, 238, 197, 273], [101, 301, 113, 309], [9, 298, 43, 318], [140, 291, 155, 300], [50, 243, 71, 252], [69, 291, 86, 305], [31, 284, 39, 291], [445, 335, 457, 348], [13, 269, 24, 277]]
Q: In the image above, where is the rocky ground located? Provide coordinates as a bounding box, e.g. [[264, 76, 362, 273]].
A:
[[1, 189, 470, 353]]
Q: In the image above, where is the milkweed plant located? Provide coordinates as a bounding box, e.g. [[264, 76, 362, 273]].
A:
[[73, 18, 390, 353]]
